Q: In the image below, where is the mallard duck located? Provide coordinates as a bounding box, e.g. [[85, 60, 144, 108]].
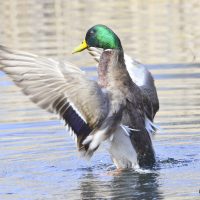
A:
[[0, 24, 159, 169]]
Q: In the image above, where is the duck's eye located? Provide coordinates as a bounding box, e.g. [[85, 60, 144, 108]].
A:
[[89, 30, 95, 35]]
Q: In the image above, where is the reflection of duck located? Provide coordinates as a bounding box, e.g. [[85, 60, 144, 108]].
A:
[[79, 170, 162, 199], [0, 24, 159, 169]]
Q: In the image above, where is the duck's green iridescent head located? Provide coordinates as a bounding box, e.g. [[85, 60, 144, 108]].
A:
[[73, 25, 122, 53]]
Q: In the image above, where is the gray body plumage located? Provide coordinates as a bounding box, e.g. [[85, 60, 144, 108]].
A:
[[0, 45, 159, 169], [96, 49, 157, 167]]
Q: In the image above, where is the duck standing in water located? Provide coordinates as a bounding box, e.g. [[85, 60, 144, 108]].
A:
[[0, 25, 159, 169]]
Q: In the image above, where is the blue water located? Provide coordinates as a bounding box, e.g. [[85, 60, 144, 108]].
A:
[[0, 64, 200, 199]]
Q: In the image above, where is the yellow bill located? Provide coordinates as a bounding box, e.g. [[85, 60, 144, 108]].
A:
[[72, 39, 88, 54]]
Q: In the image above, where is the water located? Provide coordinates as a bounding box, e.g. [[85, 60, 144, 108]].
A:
[[0, 1, 200, 200]]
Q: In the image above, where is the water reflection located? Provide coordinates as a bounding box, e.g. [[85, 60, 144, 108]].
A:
[[79, 170, 163, 199]]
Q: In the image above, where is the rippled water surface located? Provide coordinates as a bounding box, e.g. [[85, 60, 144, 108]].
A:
[[0, 1, 200, 200]]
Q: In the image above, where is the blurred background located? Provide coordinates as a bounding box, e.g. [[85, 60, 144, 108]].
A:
[[0, 0, 200, 66], [0, 1, 200, 199]]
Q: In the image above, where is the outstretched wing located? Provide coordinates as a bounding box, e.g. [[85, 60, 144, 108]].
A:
[[0, 45, 108, 152], [124, 54, 159, 118]]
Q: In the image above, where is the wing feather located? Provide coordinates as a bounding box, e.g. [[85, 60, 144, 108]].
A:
[[0, 45, 108, 151]]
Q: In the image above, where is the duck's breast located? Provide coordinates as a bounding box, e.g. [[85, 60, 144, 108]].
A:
[[108, 126, 139, 169]]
